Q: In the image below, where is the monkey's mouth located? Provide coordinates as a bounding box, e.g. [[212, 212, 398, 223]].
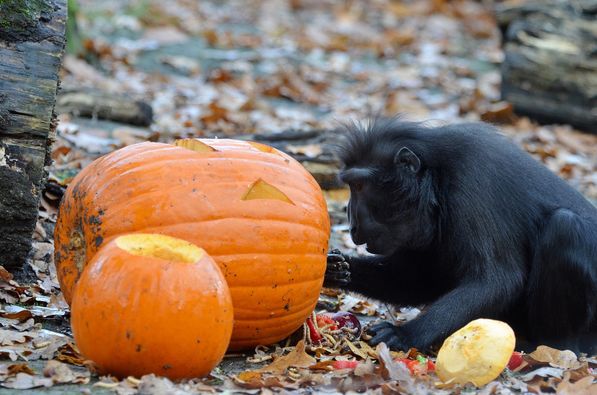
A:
[[365, 241, 393, 256], [365, 244, 381, 254]]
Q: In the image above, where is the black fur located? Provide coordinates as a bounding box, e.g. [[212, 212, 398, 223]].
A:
[[326, 118, 597, 354]]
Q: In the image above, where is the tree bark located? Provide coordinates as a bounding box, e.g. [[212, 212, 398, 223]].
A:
[[496, 0, 597, 133], [0, 0, 67, 269]]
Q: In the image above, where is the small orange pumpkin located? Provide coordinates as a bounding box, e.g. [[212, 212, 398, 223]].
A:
[[71, 233, 233, 379], [55, 139, 330, 350]]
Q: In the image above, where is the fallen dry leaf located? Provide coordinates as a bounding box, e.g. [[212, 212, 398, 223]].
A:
[[556, 372, 597, 395], [55, 343, 86, 366], [135, 374, 186, 395], [0, 318, 37, 332], [1, 373, 53, 389], [519, 366, 564, 381], [309, 360, 343, 371], [376, 343, 412, 383], [237, 371, 264, 381], [354, 360, 376, 376], [200, 102, 229, 125], [345, 340, 370, 359], [6, 363, 35, 376], [0, 267, 13, 282], [0, 330, 34, 346], [234, 371, 286, 389], [529, 345, 583, 369], [0, 329, 70, 361], [43, 360, 89, 385], [480, 102, 517, 124], [256, 340, 316, 374]]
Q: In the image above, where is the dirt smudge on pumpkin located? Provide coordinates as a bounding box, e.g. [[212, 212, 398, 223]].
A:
[[70, 228, 86, 274], [88, 215, 102, 225]]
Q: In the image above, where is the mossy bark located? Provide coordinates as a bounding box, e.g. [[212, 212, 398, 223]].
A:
[[0, 0, 66, 270], [0, 0, 56, 41]]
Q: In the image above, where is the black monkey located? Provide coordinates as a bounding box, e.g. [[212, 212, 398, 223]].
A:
[[325, 118, 597, 354]]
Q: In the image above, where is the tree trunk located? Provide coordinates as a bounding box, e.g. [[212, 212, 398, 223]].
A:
[[0, 0, 67, 270], [496, 0, 597, 133]]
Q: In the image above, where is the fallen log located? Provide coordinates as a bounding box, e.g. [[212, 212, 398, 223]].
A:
[[56, 90, 153, 127], [496, 0, 597, 133]]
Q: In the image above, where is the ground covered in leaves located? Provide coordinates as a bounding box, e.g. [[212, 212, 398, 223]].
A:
[[1, 0, 596, 393]]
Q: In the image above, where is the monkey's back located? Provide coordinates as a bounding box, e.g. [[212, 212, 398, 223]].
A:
[[423, 123, 597, 222]]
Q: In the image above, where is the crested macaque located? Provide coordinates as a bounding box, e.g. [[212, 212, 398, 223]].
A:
[[325, 118, 597, 354]]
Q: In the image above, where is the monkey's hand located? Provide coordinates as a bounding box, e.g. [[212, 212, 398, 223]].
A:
[[367, 321, 410, 351], [324, 249, 351, 288]]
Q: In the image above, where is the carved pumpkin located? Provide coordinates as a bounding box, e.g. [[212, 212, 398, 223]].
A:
[[71, 233, 233, 379], [55, 139, 330, 350]]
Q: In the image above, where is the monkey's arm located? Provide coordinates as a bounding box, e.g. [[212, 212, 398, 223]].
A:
[[369, 275, 524, 350], [325, 250, 439, 306]]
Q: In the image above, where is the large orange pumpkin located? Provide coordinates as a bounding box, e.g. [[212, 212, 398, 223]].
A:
[[71, 233, 233, 379], [55, 138, 330, 350]]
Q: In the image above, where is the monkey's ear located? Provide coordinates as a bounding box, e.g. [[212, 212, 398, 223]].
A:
[[395, 147, 421, 173]]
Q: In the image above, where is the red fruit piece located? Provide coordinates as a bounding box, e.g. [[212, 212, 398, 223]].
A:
[[329, 312, 362, 336], [507, 351, 524, 370], [427, 359, 435, 372], [306, 317, 323, 343], [397, 358, 417, 375], [316, 314, 338, 331], [397, 358, 434, 375], [332, 360, 360, 370], [306, 312, 363, 344]]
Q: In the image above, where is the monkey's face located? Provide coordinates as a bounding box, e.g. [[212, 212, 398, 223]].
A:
[[344, 182, 426, 255], [340, 147, 437, 256]]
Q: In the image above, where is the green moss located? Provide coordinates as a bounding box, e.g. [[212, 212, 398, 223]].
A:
[[66, 0, 82, 54], [0, 0, 52, 39]]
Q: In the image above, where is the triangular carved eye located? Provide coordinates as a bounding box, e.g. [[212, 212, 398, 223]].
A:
[[248, 141, 277, 154], [175, 139, 217, 153], [242, 179, 294, 205]]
